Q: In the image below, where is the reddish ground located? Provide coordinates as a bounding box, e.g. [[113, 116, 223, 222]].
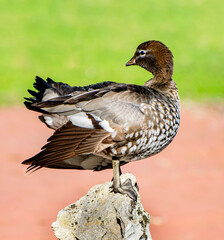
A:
[[0, 103, 224, 240]]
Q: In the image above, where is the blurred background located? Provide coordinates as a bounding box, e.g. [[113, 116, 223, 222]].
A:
[[0, 0, 223, 239]]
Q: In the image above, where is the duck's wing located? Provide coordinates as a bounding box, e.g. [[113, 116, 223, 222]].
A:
[[23, 81, 155, 172], [24, 76, 115, 114], [22, 118, 114, 172], [35, 83, 154, 128]]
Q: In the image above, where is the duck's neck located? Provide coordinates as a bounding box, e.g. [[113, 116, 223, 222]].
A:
[[144, 60, 173, 87], [144, 68, 173, 89]]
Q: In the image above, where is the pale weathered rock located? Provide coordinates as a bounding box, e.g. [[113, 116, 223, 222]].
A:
[[52, 173, 152, 240]]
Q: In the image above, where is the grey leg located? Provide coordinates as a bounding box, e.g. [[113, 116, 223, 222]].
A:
[[112, 159, 121, 192], [112, 160, 138, 201]]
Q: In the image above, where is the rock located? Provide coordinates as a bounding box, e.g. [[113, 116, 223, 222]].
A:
[[52, 173, 152, 240]]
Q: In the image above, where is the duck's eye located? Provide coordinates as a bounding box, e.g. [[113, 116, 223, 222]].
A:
[[139, 50, 146, 56]]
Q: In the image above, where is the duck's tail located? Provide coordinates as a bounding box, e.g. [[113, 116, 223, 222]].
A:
[[24, 76, 77, 113]]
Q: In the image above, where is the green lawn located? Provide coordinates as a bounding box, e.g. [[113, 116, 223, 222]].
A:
[[0, 0, 223, 105]]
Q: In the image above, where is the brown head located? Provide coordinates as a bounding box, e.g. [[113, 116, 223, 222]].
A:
[[126, 40, 173, 81]]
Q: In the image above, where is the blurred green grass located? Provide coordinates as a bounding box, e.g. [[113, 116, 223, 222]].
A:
[[0, 0, 223, 105]]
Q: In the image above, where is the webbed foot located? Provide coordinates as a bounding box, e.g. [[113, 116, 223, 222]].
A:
[[113, 178, 138, 201]]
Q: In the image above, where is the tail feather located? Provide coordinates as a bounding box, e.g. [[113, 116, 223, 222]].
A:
[[33, 76, 53, 92], [46, 77, 55, 84], [24, 76, 64, 113], [24, 101, 49, 114], [27, 89, 41, 99]]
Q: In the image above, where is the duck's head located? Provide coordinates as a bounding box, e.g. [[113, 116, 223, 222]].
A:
[[126, 40, 173, 80]]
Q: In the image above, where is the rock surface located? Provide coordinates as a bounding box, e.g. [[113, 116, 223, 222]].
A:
[[52, 173, 152, 240]]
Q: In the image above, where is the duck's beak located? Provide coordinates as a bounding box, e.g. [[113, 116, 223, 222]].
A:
[[126, 57, 136, 66]]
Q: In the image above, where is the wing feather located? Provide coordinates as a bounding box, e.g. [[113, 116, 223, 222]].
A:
[[22, 120, 113, 172], [34, 84, 153, 129]]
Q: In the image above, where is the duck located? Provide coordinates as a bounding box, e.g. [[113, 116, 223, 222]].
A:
[[23, 40, 180, 200]]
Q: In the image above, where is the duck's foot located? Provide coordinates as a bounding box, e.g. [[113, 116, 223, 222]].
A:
[[113, 178, 138, 201], [112, 159, 138, 201]]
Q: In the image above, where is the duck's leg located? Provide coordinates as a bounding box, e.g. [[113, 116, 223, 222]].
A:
[[112, 159, 138, 201]]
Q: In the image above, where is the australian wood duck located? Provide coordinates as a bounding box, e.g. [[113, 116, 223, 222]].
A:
[[23, 40, 180, 200]]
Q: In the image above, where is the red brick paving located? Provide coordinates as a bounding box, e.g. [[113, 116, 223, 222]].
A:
[[0, 104, 224, 240]]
